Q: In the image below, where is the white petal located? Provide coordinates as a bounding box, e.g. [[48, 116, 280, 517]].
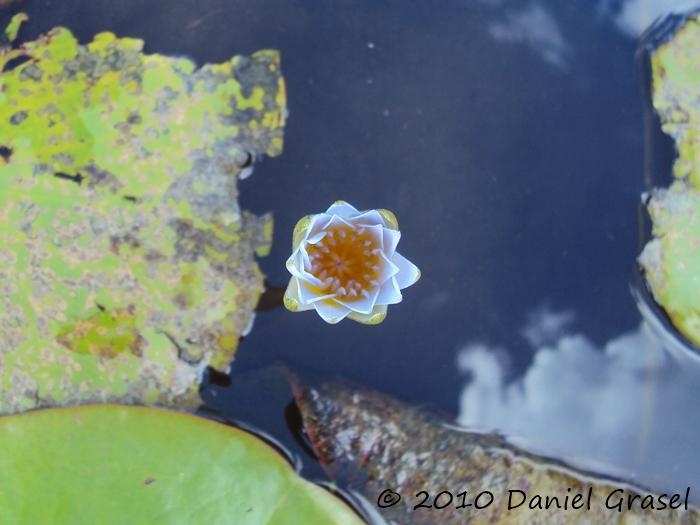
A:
[[382, 228, 401, 257], [361, 223, 384, 249], [348, 304, 388, 325], [376, 276, 402, 305], [307, 213, 334, 236], [313, 299, 351, 324], [350, 210, 384, 227], [336, 287, 379, 315], [306, 230, 327, 245], [298, 279, 335, 305], [299, 244, 312, 269], [284, 277, 315, 311], [325, 200, 360, 218], [393, 252, 421, 289], [285, 250, 305, 278], [286, 249, 323, 287], [378, 251, 400, 282], [325, 214, 354, 231]]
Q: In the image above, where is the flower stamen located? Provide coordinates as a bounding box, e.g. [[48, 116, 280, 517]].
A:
[[306, 224, 382, 301]]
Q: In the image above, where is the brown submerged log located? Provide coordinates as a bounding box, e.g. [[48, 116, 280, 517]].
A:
[[293, 380, 700, 525]]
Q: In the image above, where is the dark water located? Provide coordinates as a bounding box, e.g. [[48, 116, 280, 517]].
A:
[[4, 0, 700, 508]]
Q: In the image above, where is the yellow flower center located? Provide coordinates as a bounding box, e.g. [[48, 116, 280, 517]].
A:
[[306, 224, 383, 301]]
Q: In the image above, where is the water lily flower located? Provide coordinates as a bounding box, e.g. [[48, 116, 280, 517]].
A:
[[284, 201, 420, 324]]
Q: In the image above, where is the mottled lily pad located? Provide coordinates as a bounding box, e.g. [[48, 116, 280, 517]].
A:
[[0, 14, 286, 413], [639, 182, 700, 346], [639, 11, 700, 346], [0, 405, 363, 524], [650, 13, 700, 186]]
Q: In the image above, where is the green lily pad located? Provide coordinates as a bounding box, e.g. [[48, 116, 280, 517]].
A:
[[640, 10, 700, 347], [639, 181, 700, 345], [651, 13, 700, 187], [0, 14, 286, 413], [0, 405, 363, 525]]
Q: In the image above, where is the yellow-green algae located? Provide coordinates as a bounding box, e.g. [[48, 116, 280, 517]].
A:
[[640, 12, 700, 347], [650, 15, 700, 186], [640, 182, 700, 345], [0, 14, 286, 413]]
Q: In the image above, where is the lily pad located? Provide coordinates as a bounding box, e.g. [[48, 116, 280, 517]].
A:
[[639, 181, 700, 346], [0, 405, 363, 525], [0, 14, 286, 413], [639, 10, 700, 347], [650, 12, 700, 186]]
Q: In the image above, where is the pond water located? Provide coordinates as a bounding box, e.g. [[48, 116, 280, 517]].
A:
[[5, 0, 700, 515]]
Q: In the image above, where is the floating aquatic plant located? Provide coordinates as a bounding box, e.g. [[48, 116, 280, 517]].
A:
[[0, 14, 285, 413], [638, 10, 700, 347], [0, 404, 363, 524], [284, 201, 420, 324]]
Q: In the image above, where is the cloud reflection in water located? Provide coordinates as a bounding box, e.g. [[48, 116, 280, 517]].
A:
[[456, 301, 700, 499]]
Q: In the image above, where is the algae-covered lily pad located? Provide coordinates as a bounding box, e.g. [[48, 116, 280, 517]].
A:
[[639, 181, 700, 346], [650, 13, 700, 186], [0, 14, 286, 413], [0, 405, 362, 525], [639, 10, 700, 347]]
